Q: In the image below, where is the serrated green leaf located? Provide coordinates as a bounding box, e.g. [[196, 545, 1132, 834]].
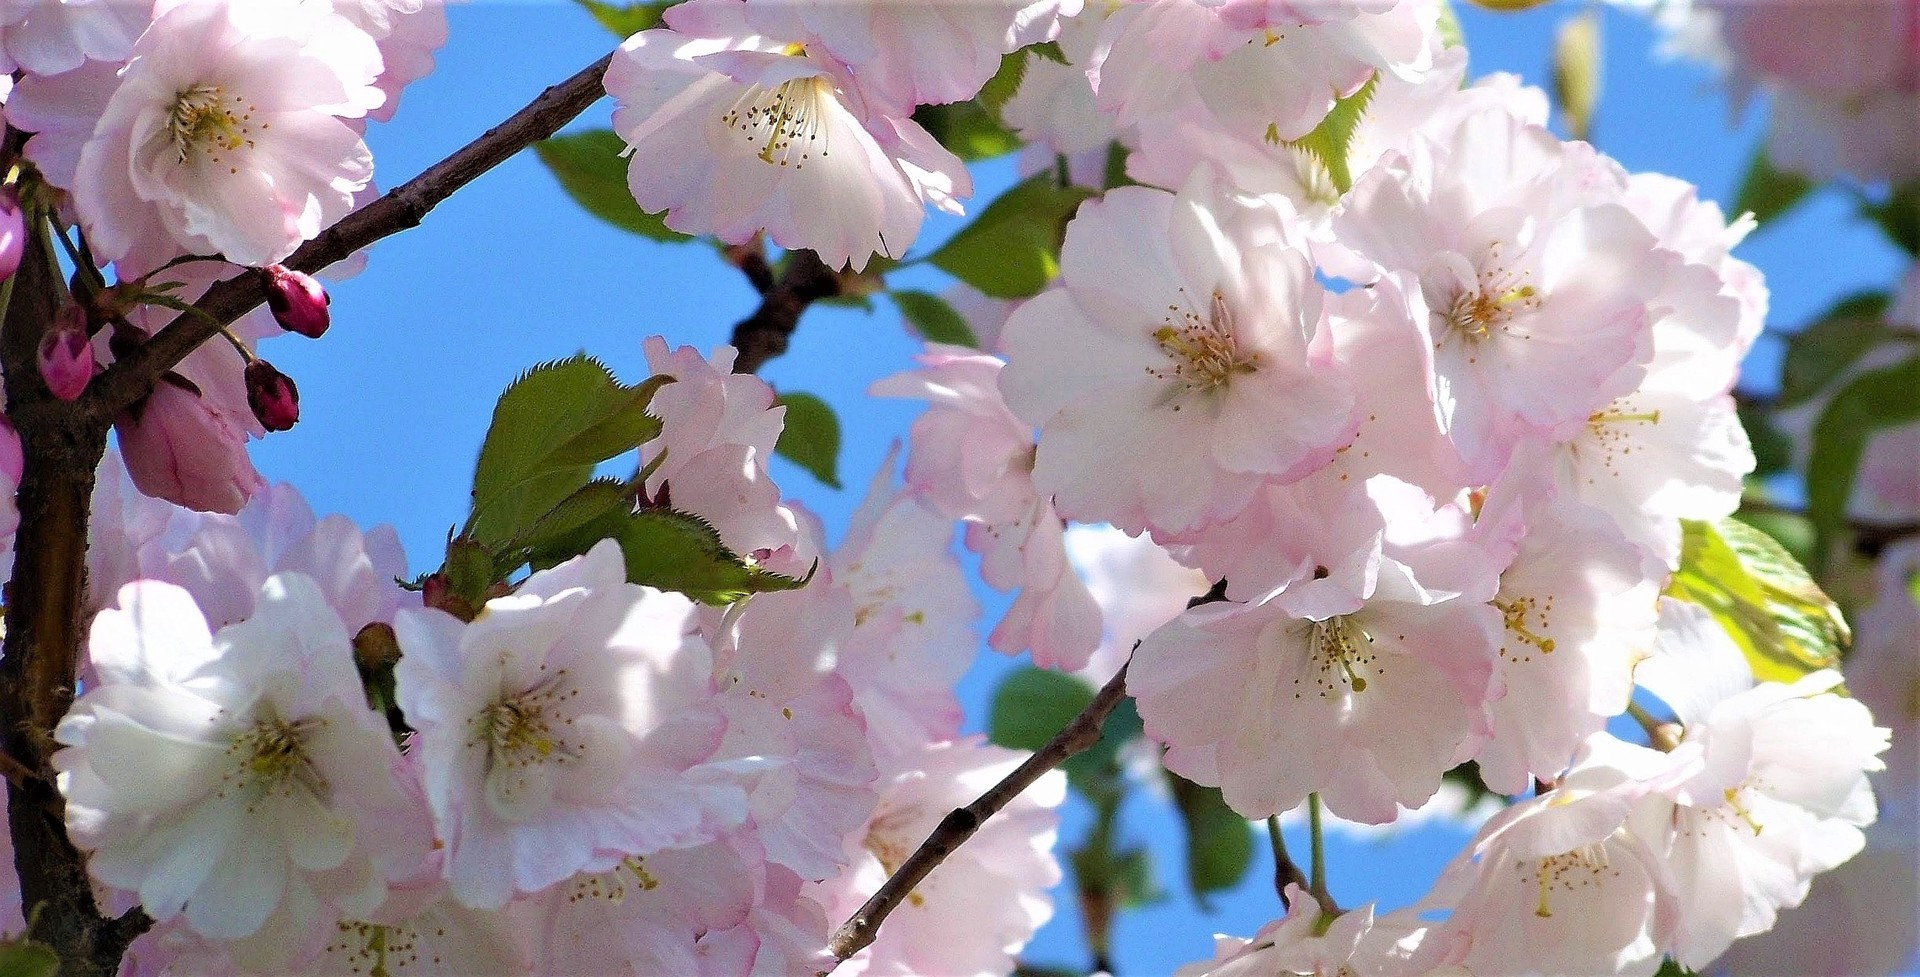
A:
[[774, 392, 842, 489], [892, 289, 980, 347], [570, 0, 674, 37], [535, 130, 693, 242], [444, 537, 496, 604], [1862, 181, 1920, 256], [929, 173, 1094, 299], [1435, 0, 1465, 48], [1733, 506, 1817, 571], [510, 478, 633, 556], [1732, 146, 1815, 229], [1808, 352, 1920, 565], [0, 939, 59, 977], [1666, 518, 1849, 683], [1166, 773, 1254, 905], [913, 100, 1022, 163], [612, 508, 809, 604], [466, 357, 666, 547], [1284, 73, 1378, 195], [1551, 11, 1602, 142], [1777, 293, 1901, 406], [979, 47, 1032, 113]]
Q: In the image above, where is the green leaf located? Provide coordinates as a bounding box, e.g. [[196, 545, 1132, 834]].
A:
[[989, 667, 1093, 754], [443, 536, 496, 605], [535, 130, 693, 243], [0, 939, 59, 977], [1861, 181, 1920, 256], [891, 289, 980, 347], [1732, 146, 1815, 229], [1550, 10, 1602, 142], [1807, 352, 1920, 562], [1737, 399, 1793, 478], [913, 100, 1022, 163], [929, 173, 1094, 299], [1666, 517, 1849, 683], [1733, 506, 1817, 572], [1776, 293, 1900, 406], [510, 478, 633, 556], [774, 392, 842, 489], [1284, 73, 1379, 195], [1166, 773, 1254, 905], [570, 0, 674, 36], [1652, 960, 1700, 977], [610, 508, 810, 604], [466, 357, 667, 547]]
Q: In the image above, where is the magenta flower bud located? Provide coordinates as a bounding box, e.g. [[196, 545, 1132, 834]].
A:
[[37, 306, 94, 401], [263, 264, 330, 338], [0, 190, 22, 283], [244, 360, 300, 432]]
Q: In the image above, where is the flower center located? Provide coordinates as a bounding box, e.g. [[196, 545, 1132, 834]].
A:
[[1147, 288, 1259, 396], [721, 76, 833, 170], [1494, 594, 1557, 662], [1296, 615, 1377, 697], [1525, 843, 1617, 918], [567, 856, 662, 907], [327, 920, 416, 977], [1440, 247, 1538, 348], [167, 85, 259, 166], [471, 668, 585, 772], [221, 714, 326, 808]]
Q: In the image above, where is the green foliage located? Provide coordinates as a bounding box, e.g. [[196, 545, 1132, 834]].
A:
[[1666, 517, 1848, 684], [1166, 773, 1255, 906], [570, 0, 675, 36], [774, 392, 842, 489], [535, 130, 693, 243], [1285, 74, 1379, 196], [1550, 10, 1602, 142], [929, 173, 1095, 299], [0, 938, 58, 977], [1861, 181, 1920, 256], [1776, 292, 1899, 406], [1808, 351, 1920, 562], [1733, 505, 1817, 572], [1652, 959, 1700, 977], [465, 356, 668, 548], [915, 101, 1022, 163], [891, 289, 980, 348], [1732, 146, 1815, 229], [598, 508, 810, 605], [1737, 399, 1792, 478]]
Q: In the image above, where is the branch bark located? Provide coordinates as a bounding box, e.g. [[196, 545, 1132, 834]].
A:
[[729, 250, 841, 375], [83, 50, 616, 419], [824, 661, 1132, 970]]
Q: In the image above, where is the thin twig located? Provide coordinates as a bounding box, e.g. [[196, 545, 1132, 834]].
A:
[[84, 51, 617, 417], [824, 661, 1133, 970], [1267, 815, 1308, 909]]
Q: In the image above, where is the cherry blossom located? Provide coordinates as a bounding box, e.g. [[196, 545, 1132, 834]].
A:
[[604, 0, 970, 271], [70, 0, 384, 267], [999, 176, 1355, 535], [392, 539, 746, 908], [0, 0, 150, 76], [56, 574, 429, 939]]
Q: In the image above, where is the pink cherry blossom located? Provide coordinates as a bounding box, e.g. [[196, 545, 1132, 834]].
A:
[[71, 0, 383, 268], [57, 574, 430, 939], [999, 177, 1355, 536], [605, 0, 971, 271], [330, 0, 450, 122], [1846, 541, 1920, 832], [1063, 524, 1209, 683], [0, 0, 151, 76], [392, 539, 746, 909], [114, 379, 266, 516]]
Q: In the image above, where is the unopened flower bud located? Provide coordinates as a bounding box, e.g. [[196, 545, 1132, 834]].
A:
[[263, 264, 330, 338], [38, 305, 94, 401], [0, 190, 23, 283], [244, 360, 300, 431]]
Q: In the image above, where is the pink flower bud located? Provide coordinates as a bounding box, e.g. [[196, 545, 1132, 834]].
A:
[[263, 264, 330, 338], [244, 360, 300, 432], [37, 306, 94, 401], [0, 191, 22, 283]]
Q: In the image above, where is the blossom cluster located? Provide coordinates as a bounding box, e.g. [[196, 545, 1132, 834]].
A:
[[34, 345, 1064, 975], [600, 0, 1894, 972]]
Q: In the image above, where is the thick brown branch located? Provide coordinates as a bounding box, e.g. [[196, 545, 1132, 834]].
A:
[[84, 51, 616, 418], [0, 215, 147, 975], [730, 250, 841, 375], [824, 662, 1132, 970]]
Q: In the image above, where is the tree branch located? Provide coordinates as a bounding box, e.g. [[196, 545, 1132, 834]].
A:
[[824, 661, 1132, 970], [730, 250, 841, 375], [83, 50, 617, 418]]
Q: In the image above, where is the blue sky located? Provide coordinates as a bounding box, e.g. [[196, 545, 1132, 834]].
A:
[[239, 2, 1911, 973]]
